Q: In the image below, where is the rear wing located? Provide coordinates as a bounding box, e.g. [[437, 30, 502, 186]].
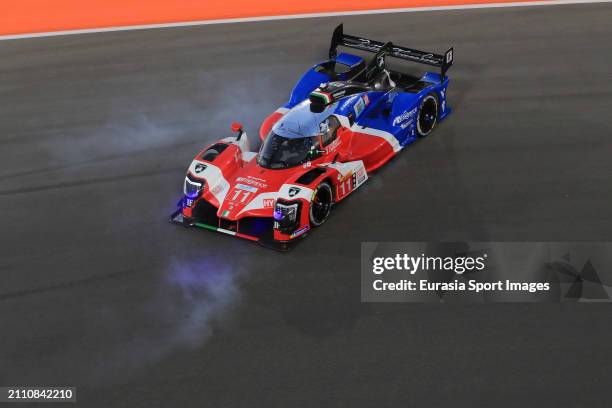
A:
[[329, 24, 453, 81]]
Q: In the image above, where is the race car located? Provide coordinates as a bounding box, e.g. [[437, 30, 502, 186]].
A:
[[170, 24, 454, 249]]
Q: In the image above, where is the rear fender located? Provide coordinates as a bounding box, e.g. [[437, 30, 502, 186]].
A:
[[419, 72, 451, 120], [390, 93, 420, 141]]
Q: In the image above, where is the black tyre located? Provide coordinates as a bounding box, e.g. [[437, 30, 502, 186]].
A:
[[309, 181, 333, 227], [416, 93, 439, 138]]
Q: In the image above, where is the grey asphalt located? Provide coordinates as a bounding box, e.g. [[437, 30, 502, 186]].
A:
[[1, 3, 612, 407]]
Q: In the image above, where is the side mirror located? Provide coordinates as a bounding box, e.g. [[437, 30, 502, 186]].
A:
[[230, 121, 251, 154], [231, 122, 243, 132], [231, 122, 244, 140]]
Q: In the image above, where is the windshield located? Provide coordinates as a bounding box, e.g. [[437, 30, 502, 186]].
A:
[[257, 133, 321, 169]]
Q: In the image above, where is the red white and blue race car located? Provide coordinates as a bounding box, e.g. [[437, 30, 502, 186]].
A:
[[170, 24, 454, 249]]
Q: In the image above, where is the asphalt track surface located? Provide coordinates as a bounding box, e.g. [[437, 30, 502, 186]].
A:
[[1, 4, 612, 407]]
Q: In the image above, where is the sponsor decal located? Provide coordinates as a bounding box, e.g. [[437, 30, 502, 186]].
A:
[[230, 189, 252, 203], [211, 184, 223, 195], [354, 96, 366, 117], [421, 53, 434, 61], [341, 94, 359, 111], [263, 198, 275, 208], [288, 187, 301, 197], [325, 137, 341, 153], [290, 226, 310, 239], [392, 47, 421, 60], [392, 107, 417, 127], [303, 161, 312, 169], [400, 120, 414, 129], [235, 183, 258, 193], [194, 163, 207, 173], [236, 177, 267, 189], [354, 39, 379, 53], [337, 172, 353, 200], [248, 175, 266, 182], [222, 210, 230, 218], [354, 168, 367, 186], [340, 172, 352, 183], [332, 90, 346, 99], [352, 94, 370, 117]]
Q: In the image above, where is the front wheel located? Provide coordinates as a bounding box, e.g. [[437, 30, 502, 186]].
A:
[[309, 181, 333, 227], [416, 93, 439, 138]]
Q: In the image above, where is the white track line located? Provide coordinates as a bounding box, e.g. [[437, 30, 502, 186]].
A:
[[1, 0, 611, 41]]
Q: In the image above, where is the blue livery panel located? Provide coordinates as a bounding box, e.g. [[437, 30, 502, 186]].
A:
[[284, 51, 452, 148]]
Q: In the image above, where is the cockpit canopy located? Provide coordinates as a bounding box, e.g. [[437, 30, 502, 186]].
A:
[[257, 100, 341, 169], [257, 133, 321, 169], [272, 99, 338, 139]]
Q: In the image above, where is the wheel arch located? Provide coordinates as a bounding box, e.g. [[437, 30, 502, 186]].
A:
[[302, 171, 338, 204]]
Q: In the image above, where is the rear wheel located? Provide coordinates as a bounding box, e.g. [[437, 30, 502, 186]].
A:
[[416, 93, 439, 138], [309, 181, 333, 227]]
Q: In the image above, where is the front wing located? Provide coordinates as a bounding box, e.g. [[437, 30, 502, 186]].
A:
[[169, 204, 298, 251]]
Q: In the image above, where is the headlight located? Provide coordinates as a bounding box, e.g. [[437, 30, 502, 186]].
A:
[[184, 176, 203, 199], [274, 202, 298, 228]]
